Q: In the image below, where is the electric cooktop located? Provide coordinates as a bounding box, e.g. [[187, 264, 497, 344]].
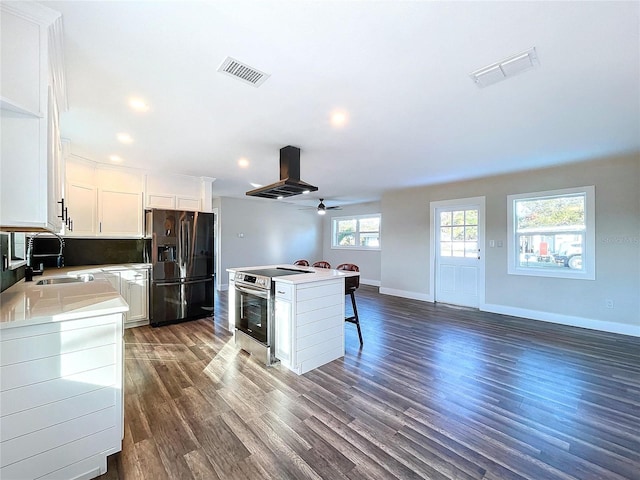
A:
[[242, 267, 307, 278]]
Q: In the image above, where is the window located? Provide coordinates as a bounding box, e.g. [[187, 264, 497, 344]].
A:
[[507, 186, 595, 279], [332, 214, 381, 249], [439, 209, 478, 258], [0, 232, 27, 270]]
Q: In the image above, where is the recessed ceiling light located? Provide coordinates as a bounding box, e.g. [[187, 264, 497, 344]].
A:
[[238, 157, 249, 168], [116, 133, 133, 144], [277, 196, 284, 200], [330, 110, 349, 127], [302, 190, 310, 194], [250, 183, 262, 188], [109, 155, 123, 163], [129, 98, 149, 112]]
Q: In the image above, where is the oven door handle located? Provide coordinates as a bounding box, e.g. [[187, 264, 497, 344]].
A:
[[235, 284, 270, 300]]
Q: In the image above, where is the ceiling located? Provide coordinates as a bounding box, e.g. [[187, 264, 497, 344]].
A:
[[43, 1, 639, 208]]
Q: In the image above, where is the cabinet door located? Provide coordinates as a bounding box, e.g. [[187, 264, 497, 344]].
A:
[[98, 190, 142, 237], [0, 9, 41, 115], [103, 271, 121, 292], [65, 182, 97, 236], [274, 297, 293, 367], [121, 269, 148, 324], [47, 87, 63, 232]]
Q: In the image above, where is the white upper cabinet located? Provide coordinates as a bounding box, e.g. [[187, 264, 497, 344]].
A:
[[0, 2, 66, 232], [0, 8, 41, 115], [65, 157, 144, 238], [145, 173, 214, 212]]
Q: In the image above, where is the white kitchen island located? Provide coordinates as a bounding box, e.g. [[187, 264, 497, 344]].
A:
[[227, 265, 359, 375], [0, 271, 128, 480]]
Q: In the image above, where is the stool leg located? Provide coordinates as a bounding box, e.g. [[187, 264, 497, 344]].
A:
[[349, 291, 363, 347]]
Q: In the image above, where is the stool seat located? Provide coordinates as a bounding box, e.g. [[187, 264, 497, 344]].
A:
[[312, 261, 331, 269], [293, 259, 309, 266], [336, 263, 363, 347]]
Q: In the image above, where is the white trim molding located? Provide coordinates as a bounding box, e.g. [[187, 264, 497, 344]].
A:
[[379, 287, 433, 302], [481, 303, 640, 337]]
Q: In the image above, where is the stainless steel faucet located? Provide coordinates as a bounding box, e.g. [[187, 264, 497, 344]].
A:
[[26, 232, 65, 269]]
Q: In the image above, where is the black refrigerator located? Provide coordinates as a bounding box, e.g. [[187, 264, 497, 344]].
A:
[[148, 209, 214, 327]]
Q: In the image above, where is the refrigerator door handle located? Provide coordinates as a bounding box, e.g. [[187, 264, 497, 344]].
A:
[[154, 278, 211, 287]]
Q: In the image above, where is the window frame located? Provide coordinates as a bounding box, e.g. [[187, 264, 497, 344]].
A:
[[331, 213, 381, 250], [507, 186, 595, 280]]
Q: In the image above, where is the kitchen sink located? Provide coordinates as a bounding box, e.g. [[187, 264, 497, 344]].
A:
[[36, 274, 95, 285]]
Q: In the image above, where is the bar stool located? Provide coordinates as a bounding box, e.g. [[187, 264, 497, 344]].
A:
[[336, 263, 363, 347], [312, 261, 331, 269], [293, 259, 309, 266]]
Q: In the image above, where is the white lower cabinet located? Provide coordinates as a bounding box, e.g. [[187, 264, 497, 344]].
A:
[[121, 268, 149, 326], [103, 268, 149, 328], [0, 313, 124, 479], [274, 279, 345, 375]]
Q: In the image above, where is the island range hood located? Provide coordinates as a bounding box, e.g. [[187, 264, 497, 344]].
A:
[[246, 146, 318, 199]]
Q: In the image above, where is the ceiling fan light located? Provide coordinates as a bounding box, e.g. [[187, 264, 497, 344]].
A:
[[317, 209, 326, 215]]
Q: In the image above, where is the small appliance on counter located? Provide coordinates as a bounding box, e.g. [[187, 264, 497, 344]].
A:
[[148, 209, 214, 326]]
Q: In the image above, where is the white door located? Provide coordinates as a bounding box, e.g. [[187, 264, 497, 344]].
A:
[[431, 198, 485, 308]]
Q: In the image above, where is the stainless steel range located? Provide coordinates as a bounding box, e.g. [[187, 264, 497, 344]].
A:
[[234, 267, 306, 365]]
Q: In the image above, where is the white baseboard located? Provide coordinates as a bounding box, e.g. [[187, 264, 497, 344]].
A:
[[481, 303, 640, 337], [379, 287, 433, 302]]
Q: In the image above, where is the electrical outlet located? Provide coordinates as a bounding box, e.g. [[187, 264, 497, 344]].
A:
[[605, 299, 614, 309]]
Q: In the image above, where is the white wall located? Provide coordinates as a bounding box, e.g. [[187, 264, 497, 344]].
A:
[[381, 154, 640, 336], [214, 196, 322, 288], [321, 201, 382, 286]]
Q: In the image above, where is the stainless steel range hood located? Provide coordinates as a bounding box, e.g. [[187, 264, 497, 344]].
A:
[[246, 146, 318, 199]]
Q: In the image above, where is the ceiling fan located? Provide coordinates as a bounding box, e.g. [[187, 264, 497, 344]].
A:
[[316, 198, 341, 215]]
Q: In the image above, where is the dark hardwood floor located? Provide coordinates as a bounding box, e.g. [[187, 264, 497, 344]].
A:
[[101, 285, 640, 479]]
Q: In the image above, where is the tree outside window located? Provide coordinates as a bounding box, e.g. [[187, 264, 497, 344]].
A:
[[332, 215, 381, 250], [507, 186, 595, 279]]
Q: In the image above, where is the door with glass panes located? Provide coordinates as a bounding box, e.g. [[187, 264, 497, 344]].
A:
[[434, 199, 484, 307]]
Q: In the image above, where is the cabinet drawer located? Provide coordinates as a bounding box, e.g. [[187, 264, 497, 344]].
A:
[[274, 282, 293, 301]]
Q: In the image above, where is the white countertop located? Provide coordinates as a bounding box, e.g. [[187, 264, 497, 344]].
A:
[[0, 265, 145, 330], [227, 264, 359, 285]]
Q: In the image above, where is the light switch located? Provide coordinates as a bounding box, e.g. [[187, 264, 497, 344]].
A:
[[497, 240, 503, 247], [489, 240, 495, 247]]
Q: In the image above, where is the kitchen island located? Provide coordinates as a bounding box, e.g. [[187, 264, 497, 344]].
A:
[[228, 264, 359, 375], [0, 270, 128, 480]]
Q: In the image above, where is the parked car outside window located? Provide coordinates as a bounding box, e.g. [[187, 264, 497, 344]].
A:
[[554, 242, 582, 269]]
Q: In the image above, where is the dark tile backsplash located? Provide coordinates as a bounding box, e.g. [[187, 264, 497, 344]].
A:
[[31, 238, 150, 268]]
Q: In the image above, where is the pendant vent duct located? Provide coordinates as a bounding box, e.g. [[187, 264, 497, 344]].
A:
[[218, 57, 270, 87]]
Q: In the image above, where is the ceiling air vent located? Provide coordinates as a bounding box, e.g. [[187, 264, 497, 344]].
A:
[[470, 47, 539, 88], [218, 57, 270, 87]]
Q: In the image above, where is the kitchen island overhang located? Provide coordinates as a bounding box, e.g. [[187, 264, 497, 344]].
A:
[[227, 264, 360, 374]]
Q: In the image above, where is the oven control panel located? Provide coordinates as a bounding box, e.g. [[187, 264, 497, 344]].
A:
[[235, 272, 270, 289]]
